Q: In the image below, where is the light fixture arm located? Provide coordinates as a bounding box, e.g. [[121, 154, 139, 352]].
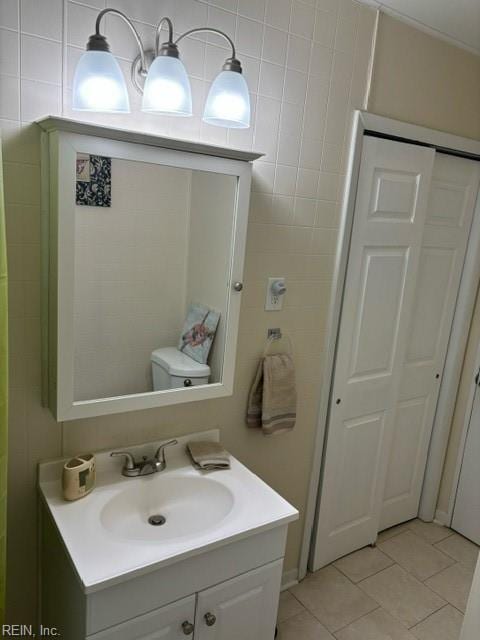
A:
[[154, 17, 175, 56], [94, 8, 148, 74], [175, 28, 241, 72]]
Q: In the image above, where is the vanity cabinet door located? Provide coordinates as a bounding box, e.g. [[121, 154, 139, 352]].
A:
[[194, 559, 283, 640], [88, 594, 196, 640]]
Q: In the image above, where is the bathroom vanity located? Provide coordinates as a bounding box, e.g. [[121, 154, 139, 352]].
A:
[[37, 117, 262, 420], [39, 431, 298, 639]]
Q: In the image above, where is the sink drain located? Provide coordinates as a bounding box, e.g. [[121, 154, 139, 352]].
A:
[[148, 514, 166, 526]]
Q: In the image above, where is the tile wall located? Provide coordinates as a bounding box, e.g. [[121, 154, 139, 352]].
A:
[[0, 0, 376, 622]]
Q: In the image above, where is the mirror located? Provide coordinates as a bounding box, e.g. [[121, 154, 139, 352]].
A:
[[39, 117, 259, 420], [73, 156, 236, 402]]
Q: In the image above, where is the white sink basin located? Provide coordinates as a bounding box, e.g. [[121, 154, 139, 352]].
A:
[[100, 475, 234, 541], [38, 431, 298, 592]]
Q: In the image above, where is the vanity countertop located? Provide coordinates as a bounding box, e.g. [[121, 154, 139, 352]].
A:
[[38, 430, 298, 593]]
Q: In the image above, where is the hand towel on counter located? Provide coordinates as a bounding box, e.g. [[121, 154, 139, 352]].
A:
[[187, 440, 230, 470], [246, 353, 297, 435]]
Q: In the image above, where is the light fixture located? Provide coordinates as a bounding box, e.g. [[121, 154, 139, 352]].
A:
[[72, 34, 130, 113], [72, 10, 251, 128], [203, 62, 251, 129], [141, 22, 192, 116]]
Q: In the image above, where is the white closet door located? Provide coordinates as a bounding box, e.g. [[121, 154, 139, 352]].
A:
[[311, 137, 435, 569], [452, 383, 480, 545], [381, 155, 480, 530]]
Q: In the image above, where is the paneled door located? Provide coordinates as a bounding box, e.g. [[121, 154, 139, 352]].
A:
[[194, 559, 282, 640], [311, 136, 435, 569], [381, 154, 480, 530]]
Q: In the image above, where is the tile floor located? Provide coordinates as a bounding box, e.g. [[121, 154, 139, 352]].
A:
[[278, 519, 479, 640]]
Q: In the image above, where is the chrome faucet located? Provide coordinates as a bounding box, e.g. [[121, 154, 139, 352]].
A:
[[110, 439, 178, 477]]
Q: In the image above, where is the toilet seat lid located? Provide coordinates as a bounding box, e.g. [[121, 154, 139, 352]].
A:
[[151, 347, 211, 377]]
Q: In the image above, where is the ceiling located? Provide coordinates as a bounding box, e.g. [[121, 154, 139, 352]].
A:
[[369, 0, 480, 55]]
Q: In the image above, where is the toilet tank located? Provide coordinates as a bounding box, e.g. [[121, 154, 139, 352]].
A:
[[151, 347, 211, 390]]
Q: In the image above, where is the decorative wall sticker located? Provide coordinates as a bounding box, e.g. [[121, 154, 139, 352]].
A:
[[76, 153, 111, 207]]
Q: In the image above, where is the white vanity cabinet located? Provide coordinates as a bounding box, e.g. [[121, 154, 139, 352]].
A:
[[88, 561, 282, 640], [40, 503, 285, 640], [39, 437, 298, 640]]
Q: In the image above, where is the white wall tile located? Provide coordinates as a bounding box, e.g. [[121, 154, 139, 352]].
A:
[[275, 164, 298, 196], [236, 16, 264, 58], [20, 0, 63, 41], [0, 74, 19, 119], [287, 34, 311, 72], [314, 8, 336, 47], [0, 28, 18, 76], [284, 68, 308, 104], [207, 6, 237, 47], [238, 0, 266, 22], [258, 60, 285, 99], [280, 101, 304, 138], [262, 26, 288, 66], [21, 35, 62, 84], [290, 1, 315, 39], [0, 0, 19, 30], [265, 0, 292, 31], [66, 1, 99, 48], [20, 78, 61, 121]]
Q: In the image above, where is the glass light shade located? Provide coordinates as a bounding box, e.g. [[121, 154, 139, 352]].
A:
[[142, 56, 192, 116], [72, 50, 130, 113], [203, 70, 250, 129]]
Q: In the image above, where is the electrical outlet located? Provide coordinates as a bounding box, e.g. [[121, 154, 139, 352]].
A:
[[265, 277, 286, 311]]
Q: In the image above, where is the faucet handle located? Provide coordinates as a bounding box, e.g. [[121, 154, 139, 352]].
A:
[[154, 439, 178, 463], [110, 451, 136, 470]]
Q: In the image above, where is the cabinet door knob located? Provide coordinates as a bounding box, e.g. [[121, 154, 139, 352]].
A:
[[233, 282, 243, 292], [204, 612, 217, 626], [182, 620, 194, 635]]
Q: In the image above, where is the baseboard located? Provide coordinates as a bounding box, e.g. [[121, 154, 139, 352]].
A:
[[281, 568, 299, 591], [435, 509, 450, 526]]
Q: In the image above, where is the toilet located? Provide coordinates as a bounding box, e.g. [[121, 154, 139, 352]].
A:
[[151, 347, 211, 390]]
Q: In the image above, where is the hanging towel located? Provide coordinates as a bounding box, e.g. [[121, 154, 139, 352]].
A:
[[187, 440, 230, 470], [247, 353, 297, 436]]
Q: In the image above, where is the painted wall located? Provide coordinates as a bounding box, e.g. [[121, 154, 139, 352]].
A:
[[74, 159, 192, 400], [1, 0, 376, 623], [369, 13, 480, 140]]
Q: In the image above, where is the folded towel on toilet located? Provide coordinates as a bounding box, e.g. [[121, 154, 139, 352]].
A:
[[246, 353, 297, 436], [187, 440, 230, 470]]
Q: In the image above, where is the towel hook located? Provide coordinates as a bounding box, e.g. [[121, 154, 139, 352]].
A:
[[263, 329, 293, 356]]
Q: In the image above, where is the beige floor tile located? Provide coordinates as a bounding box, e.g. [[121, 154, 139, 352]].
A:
[[359, 564, 446, 628], [377, 522, 411, 543], [424, 563, 474, 613], [277, 610, 334, 639], [410, 605, 464, 640], [335, 608, 415, 640], [435, 533, 479, 569], [407, 520, 453, 544], [379, 531, 455, 580], [277, 590, 305, 623], [290, 565, 378, 632], [334, 546, 393, 582]]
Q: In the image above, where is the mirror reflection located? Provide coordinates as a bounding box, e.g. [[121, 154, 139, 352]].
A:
[[73, 155, 236, 402]]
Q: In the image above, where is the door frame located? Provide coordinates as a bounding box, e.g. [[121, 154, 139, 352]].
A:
[[447, 338, 480, 525], [299, 110, 480, 580]]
